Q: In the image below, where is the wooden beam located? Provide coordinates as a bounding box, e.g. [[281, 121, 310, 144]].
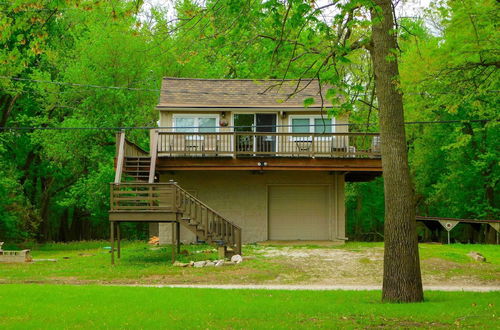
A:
[[176, 221, 181, 254], [416, 216, 500, 225], [156, 157, 382, 172], [110, 221, 115, 265], [109, 211, 177, 222], [149, 130, 158, 183], [116, 222, 121, 259], [114, 131, 126, 183], [235, 228, 242, 256], [171, 222, 176, 263]]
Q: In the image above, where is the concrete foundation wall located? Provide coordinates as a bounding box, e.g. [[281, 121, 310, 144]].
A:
[[155, 171, 346, 244]]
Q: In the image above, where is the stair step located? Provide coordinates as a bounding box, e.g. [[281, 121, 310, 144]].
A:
[[196, 230, 209, 237]]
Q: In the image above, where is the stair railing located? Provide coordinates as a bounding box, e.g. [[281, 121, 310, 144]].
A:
[[148, 130, 159, 183], [114, 131, 126, 184], [173, 183, 242, 254]]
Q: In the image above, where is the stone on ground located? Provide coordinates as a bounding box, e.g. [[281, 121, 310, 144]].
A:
[[193, 261, 207, 268], [467, 251, 486, 262], [231, 254, 243, 264]]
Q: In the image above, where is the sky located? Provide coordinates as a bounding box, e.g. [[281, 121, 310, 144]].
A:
[[140, 0, 434, 20]]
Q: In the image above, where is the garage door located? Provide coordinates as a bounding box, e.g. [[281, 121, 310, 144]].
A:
[[268, 185, 330, 240]]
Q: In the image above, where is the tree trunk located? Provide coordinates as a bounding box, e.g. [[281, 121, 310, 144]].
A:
[[370, 0, 424, 302], [39, 176, 54, 242]]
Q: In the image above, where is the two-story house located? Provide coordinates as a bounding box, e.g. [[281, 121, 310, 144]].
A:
[[108, 78, 382, 261]]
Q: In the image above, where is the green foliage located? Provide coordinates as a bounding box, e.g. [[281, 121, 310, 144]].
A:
[[0, 0, 497, 243], [346, 178, 385, 240], [346, 0, 498, 240], [0, 1, 160, 241], [400, 0, 499, 220]]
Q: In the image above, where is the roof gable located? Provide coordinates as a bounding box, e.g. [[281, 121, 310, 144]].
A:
[[157, 77, 332, 109]]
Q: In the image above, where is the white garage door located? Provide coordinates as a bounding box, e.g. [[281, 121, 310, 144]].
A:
[[268, 185, 330, 240]]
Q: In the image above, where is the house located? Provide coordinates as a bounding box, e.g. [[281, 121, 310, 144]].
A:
[[109, 78, 382, 261]]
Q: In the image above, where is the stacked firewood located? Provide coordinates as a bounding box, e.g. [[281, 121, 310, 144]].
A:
[[148, 236, 160, 245]]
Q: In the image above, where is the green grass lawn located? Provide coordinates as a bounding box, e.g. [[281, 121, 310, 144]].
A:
[[0, 285, 498, 329], [0, 241, 498, 285], [0, 241, 291, 284]]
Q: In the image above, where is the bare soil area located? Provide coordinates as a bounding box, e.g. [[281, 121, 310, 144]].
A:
[[253, 245, 500, 288]]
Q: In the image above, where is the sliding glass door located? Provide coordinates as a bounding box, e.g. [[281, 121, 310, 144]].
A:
[[233, 113, 277, 154]]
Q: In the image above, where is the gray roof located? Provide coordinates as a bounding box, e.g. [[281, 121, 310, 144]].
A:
[[157, 77, 332, 108]]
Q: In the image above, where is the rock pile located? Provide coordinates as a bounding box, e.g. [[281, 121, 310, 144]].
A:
[[173, 254, 243, 268]]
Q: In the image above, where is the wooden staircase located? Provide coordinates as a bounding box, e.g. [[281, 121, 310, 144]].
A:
[[123, 156, 152, 182], [174, 184, 242, 257], [110, 131, 242, 261]]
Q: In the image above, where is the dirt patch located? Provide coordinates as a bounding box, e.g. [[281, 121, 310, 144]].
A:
[[254, 246, 500, 287], [256, 246, 384, 285]]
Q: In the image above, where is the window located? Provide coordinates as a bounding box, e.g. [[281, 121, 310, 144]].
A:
[[291, 118, 310, 133], [173, 115, 218, 133], [313, 118, 332, 133], [290, 116, 334, 134]]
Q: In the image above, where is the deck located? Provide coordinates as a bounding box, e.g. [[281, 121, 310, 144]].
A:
[[115, 130, 382, 179], [155, 131, 381, 159], [109, 182, 242, 263], [152, 131, 382, 175]]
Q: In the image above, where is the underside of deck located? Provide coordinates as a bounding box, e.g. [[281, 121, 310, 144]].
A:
[[155, 157, 382, 182], [156, 156, 382, 171]]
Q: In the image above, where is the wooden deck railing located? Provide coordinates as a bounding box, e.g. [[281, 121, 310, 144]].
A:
[[156, 132, 380, 158], [110, 183, 176, 211], [109, 182, 242, 254]]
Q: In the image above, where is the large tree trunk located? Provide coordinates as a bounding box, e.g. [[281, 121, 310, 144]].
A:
[[370, 0, 424, 302]]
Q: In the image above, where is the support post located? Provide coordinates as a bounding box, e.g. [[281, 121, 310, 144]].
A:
[[114, 131, 126, 184], [117, 222, 121, 259], [236, 228, 242, 255], [218, 246, 227, 259], [176, 221, 181, 253], [232, 133, 237, 158], [149, 130, 158, 183], [171, 222, 176, 263], [110, 221, 115, 265]]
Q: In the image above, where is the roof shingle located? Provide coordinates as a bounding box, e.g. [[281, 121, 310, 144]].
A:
[[157, 77, 332, 108]]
